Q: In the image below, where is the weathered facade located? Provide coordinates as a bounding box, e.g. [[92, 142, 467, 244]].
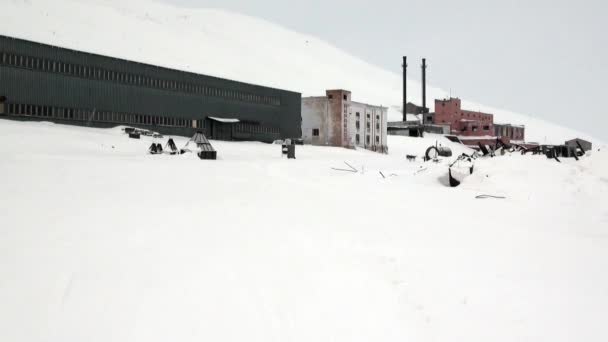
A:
[[494, 123, 525, 142], [0, 35, 302, 141], [301, 90, 387, 153], [434, 98, 494, 136], [565, 138, 592, 152]]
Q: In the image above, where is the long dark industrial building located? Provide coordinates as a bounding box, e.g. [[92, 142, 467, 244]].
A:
[[0, 35, 302, 141]]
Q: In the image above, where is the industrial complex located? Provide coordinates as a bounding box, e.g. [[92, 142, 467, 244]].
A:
[[1, 34, 589, 161]]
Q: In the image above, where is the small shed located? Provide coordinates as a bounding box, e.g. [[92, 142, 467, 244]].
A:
[[565, 138, 592, 152]]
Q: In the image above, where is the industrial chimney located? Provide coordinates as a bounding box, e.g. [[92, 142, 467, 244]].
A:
[[421, 58, 427, 112], [403, 56, 407, 122]]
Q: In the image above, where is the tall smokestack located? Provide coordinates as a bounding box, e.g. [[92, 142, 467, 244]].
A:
[[422, 58, 427, 111], [403, 56, 407, 122]]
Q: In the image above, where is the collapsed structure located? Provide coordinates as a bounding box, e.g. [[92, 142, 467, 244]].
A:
[[301, 90, 388, 153]]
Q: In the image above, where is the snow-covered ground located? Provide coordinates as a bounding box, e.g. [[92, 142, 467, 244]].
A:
[[0, 0, 600, 144], [1, 118, 607, 341]]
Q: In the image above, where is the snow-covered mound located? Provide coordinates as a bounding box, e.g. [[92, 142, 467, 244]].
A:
[[1, 118, 607, 341], [0, 0, 597, 144]]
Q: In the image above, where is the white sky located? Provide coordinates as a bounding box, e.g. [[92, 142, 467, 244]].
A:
[[167, 0, 607, 140]]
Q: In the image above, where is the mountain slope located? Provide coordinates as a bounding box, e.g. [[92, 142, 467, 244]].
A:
[[0, 0, 596, 143]]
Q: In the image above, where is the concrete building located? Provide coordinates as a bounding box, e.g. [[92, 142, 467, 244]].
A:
[[494, 123, 525, 142], [387, 120, 449, 137], [0, 35, 302, 141], [302, 90, 387, 153]]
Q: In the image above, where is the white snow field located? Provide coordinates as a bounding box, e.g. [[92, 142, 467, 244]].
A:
[[0, 0, 600, 144], [0, 119, 607, 342]]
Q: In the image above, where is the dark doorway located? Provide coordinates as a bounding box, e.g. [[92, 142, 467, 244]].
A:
[[205, 117, 239, 141], [0, 96, 6, 115]]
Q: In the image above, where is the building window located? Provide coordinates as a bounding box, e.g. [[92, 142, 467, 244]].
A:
[[356, 134, 360, 144], [343, 94, 347, 100], [483, 125, 489, 130], [376, 136, 380, 144], [366, 135, 370, 145], [312, 128, 319, 137], [328, 94, 333, 99], [356, 121, 360, 130]]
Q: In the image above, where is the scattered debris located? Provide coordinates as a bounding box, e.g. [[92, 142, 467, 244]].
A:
[[424, 145, 452, 161], [379, 171, 386, 179], [281, 139, 296, 159], [182, 131, 217, 160], [477, 143, 492, 157], [448, 153, 475, 187], [128, 132, 140, 139], [149, 143, 163, 154], [123, 127, 161, 139], [406, 155, 417, 162], [332, 162, 358, 173], [165, 139, 178, 155], [475, 195, 506, 199]]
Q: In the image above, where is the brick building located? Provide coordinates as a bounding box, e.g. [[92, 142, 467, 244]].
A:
[[433, 98, 494, 136], [301, 90, 387, 153]]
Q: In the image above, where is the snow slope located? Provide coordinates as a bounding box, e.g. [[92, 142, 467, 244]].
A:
[[0, 118, 607, 342], [0, 0, 597, 144]]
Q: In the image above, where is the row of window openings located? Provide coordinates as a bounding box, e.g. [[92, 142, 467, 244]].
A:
[[355, 134, 380, 145], [461, 125, 491, 132], [8, 103, 194, 128], [235, 123, 280, 134], [7, 103, 280, 134], [0, 52, 281, 106], [355, 121, 380, 131], [327, 94, 348, 100], [355, 112, 380, 120], [311, 129, 380, 145]]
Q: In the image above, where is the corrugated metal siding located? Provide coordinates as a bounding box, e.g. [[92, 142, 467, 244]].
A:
[[0, 35, 302, 138]]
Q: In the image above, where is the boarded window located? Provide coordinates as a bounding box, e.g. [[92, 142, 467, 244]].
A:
[[312, 128, 320, 137]]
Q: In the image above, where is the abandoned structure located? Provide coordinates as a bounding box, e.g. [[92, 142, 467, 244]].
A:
[[494, 123, 525, 142], [565, 138, 592, 152], [433, 98, 494, 136], [301, 90, 388, 153], [0, 35, 302, 142], [388, 56, 441, 138], [387, 120, 449, 137]]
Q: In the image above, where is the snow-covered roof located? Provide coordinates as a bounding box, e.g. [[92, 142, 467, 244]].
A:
[[208, 117, 240, 123]]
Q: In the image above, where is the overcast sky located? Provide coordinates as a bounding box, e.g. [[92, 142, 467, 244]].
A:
[[167, 0, 606, 140]]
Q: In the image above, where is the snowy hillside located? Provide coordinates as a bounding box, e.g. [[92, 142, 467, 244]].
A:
[[0, 0, 597, 143], [1, 119, 607, 342]]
